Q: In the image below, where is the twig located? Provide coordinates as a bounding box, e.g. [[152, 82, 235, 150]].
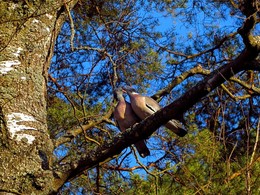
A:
[[54, 106, 114, 147], [63, 0, 75, 51], [132, 147, 158, 195], [230, 77, 260, 94], [250, 116, 260, 165], [152, 65, 210, 100], [159, 32, 237, 65], [221, 83, 251, 100]]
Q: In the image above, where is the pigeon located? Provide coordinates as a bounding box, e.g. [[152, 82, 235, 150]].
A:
[[113, 88, 150, 157], [123, 86, 187, 137]]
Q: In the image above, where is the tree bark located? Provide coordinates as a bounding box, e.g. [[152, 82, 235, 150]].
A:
[[0, 1, 69, 194]]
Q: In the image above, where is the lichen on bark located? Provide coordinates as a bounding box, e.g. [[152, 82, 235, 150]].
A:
[[0, 0, 66, 194]]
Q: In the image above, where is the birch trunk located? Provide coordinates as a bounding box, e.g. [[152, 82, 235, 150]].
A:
[[0, 1, 67, 194]]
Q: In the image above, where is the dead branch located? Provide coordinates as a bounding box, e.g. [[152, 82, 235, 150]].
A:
[[152, 65, 210, 100], [230, 77, 260, 94], [54, 106, 114, 147]]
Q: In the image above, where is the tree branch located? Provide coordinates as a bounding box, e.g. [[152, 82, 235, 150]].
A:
[[238, 0, 259, 49], [152, 65, 210, 100], [54, 106, 114, 147], [63, 0, 75, 51], [225, 156, 260, 182], [160, 32, 237, 65], [230, 77, 260, 94], [221, 84, 251, 100]]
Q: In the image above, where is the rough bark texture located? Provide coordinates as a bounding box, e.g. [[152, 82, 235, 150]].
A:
[[0, 1, 67, 194]]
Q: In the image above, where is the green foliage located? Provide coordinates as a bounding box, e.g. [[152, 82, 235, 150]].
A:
[[47, 97, 76, 135]]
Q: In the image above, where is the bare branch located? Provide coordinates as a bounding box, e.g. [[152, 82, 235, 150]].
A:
[[102, 162, 157, 172], [152, 65, 210, 100], [132, 147, 159, 195], [75, 45, 105, 53], [229, 0, 239, 9], [250, 116, 260, 165], [238, 0, 259, 49], [54, 106, 114, 147], [225, 156, 260, 182], [63, 0, 75, 51], [230, 77, 260, 94], [49, 74, 101, 146], [221, 83, 251, 100], [160, 32, 237, 65]]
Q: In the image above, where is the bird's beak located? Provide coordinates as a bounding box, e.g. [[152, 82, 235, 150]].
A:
[[122, 86, 130, 92]]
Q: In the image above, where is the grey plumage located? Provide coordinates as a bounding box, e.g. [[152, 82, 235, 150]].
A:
[[113, 88, 150, 158], [123, 86, 187, 137]]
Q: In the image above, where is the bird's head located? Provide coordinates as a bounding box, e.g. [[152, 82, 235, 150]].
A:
[[122, 86, 137, 94], [113, 88, 124, 101]]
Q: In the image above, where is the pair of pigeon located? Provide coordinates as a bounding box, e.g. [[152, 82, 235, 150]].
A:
[[113, 86, 187, 158]]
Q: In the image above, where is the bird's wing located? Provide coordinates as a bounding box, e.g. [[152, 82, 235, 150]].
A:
[[144, 96, 161, 113]]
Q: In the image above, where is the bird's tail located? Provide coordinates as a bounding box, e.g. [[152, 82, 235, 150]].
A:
[[165, 119, 187, 137], [134, 140, 150, 158]]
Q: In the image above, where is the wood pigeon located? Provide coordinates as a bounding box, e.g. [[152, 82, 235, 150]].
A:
[[123, 86, 187, 137], [113, 88, 150, 158]]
